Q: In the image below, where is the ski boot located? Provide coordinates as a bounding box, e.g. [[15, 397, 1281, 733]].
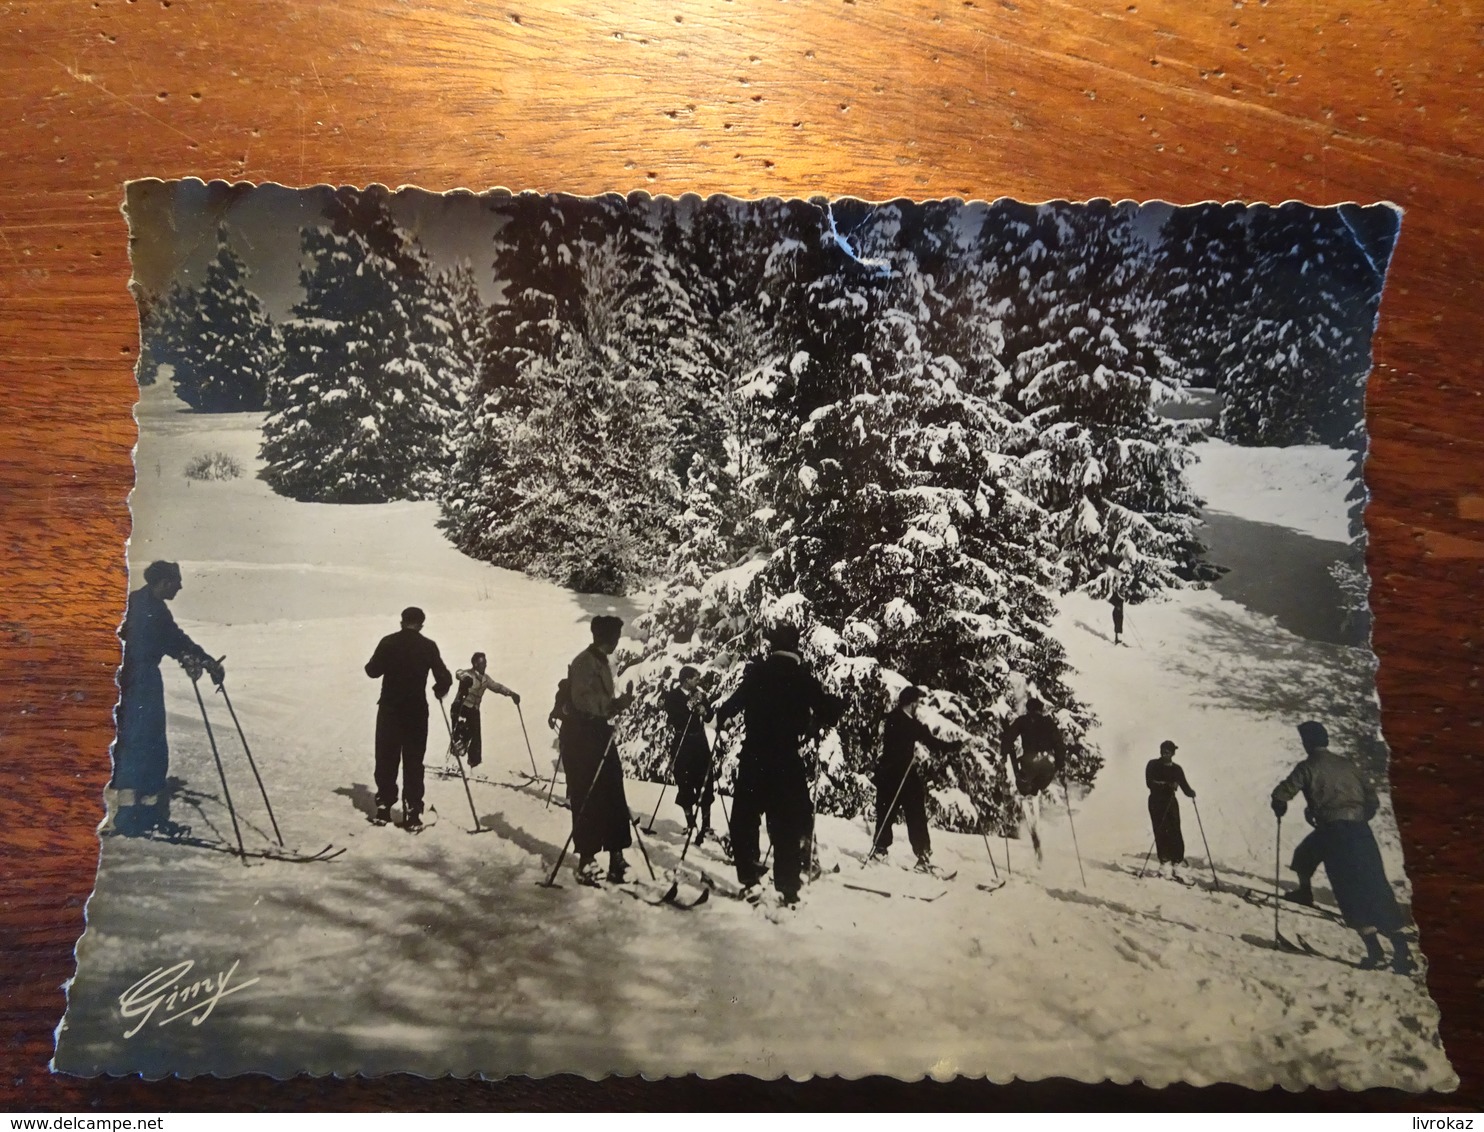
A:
[[1358, 932, 1388, 970], [1281, 882, 1316, 907], [865, 847, 888, 867], [695, 825, 711, 848], [400, 811, 425, 832], [606, 852, 631, 885], [574, 855, 603, 887], [1389, 934, 1417, 976], [373, 805, 392, 826], [914, 854, 942, 877]]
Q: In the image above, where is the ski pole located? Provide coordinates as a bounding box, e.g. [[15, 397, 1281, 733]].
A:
[[513, 701, 540, 777], [190, 673, 247, 863], [864, 752, 918, 867], [1061, 772, 1087, 888], [645, 710, 695, 832], [438, 698, 482, 833], [979, 828, 1000, 879], [214, 670, 283, 847], [542, 730, 618, 887], [1274, 813, 1283, 944], [1191, 795, 1220, 890], [629, 817, 660, 882]]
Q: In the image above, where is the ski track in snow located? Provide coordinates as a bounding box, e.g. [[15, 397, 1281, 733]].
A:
[[58, 385, 1453, 1088]]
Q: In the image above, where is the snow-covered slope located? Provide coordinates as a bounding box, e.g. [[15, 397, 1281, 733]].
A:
[[56, 390, 1452, 1089]]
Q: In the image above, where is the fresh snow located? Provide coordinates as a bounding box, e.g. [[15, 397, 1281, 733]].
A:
[[56, 384, 1452, 1088], [1188, 438, 1353, 545]]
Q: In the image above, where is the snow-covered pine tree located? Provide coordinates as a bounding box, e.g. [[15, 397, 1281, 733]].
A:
[[1152, 202, 1251, 394], [441, 192, 594, 556], [1214, 202, 1396, 448], [982, 200, 1209, 604], [260, 189, 449, 503], [170, 228, 279, 411], [148, 278, 203, 395], [618, 200, 1097, 838], [443, 198, 680, 594], [615, 198, 804, 784]]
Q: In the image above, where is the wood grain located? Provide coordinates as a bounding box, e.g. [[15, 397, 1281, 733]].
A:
[[2, 0, 1480, 1110]]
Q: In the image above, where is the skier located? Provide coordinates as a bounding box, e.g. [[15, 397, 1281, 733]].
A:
[[1145, 739, 1197, 881], [450, 652, 520, 769], [1111, 595, 1125, 646], [868, 685, 963, 874], [564, 615, 636, 885], [111, 560, 224, 838], [663, 666, 715, 844], [364, 606, 452, 831], [715, 624, 841, 908], [1000, 696, 1066, 863], [1271, 721, 1415, 974]]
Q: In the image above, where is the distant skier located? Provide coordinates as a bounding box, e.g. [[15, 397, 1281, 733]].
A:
[[364, 606, 452, 831], [450, 652, 520, 770], [112, 560, 224, 838], [715, 624, 842, 908], [1271, 721, 1415, 974], [1145, 739, 1197, 881], [868, 685, 963, 873], [1000, 697, 1067, 863], [1111, 595, 1125, 646], [564, 615, 636, 885], [663, 666, 715, 844]]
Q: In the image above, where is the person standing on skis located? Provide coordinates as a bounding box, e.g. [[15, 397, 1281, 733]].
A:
[[1000, 696, 1066, 863], [564, 615, 635, 885], [1111, 595, 1125, 646], [112, 560, 223, 838], [868, 685, 962, 874], [450, 652, 520, 770], [715, 624, 841, 908], [663, 666, 715, 844], [1271, 720, 1415, 974], [1145, 739, 1197, 881], [364, 606, 452, 831]]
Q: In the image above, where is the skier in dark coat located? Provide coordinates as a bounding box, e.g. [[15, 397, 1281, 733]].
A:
[[663, 666, 715, 842], [1111, 595, 1125, 646], [564, 615, 635, 885], [112, 560, 223, 837], [1271, 720, 1414, 974], [365, 606, 452, 831], [715, 624, 842, 907], [450, 652, 519, 769], [868, 685, 962, 872], [1145, 739, 1197, 880], [1001, 697, 1067, 863]]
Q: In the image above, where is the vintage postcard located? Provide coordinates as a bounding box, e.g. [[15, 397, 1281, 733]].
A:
[[55, 181, 1454, 1088]]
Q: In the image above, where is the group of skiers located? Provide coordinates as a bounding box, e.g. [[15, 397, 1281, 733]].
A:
[[108, 561, 1416, 970]]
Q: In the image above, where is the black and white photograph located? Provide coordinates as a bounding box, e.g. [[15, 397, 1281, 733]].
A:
[[54, 180, 1455, 1088]]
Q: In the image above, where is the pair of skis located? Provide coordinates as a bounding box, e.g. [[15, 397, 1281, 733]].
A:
[[187, 664, 341, 865]]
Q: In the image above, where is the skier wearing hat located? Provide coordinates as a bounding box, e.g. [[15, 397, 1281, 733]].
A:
[[450, 652, 520, 770], [564, 615, 636, 885], [715, 623, 842, 907], [112, 560, 224, 837], [1145, 739, 1197, 881], [365, 606, 452, 830], [868, 685, 963, 873], [1271, 720, 1415, 974]]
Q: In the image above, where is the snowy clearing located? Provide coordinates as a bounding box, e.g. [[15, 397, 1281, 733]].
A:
[[56, 387, 1452, 1089]]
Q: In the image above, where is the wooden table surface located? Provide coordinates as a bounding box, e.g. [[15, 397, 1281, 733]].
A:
[[2, 0, 1480, 1111]]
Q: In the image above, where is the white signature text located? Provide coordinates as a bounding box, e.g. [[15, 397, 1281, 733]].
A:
[[118, 958, 259, 1039]]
